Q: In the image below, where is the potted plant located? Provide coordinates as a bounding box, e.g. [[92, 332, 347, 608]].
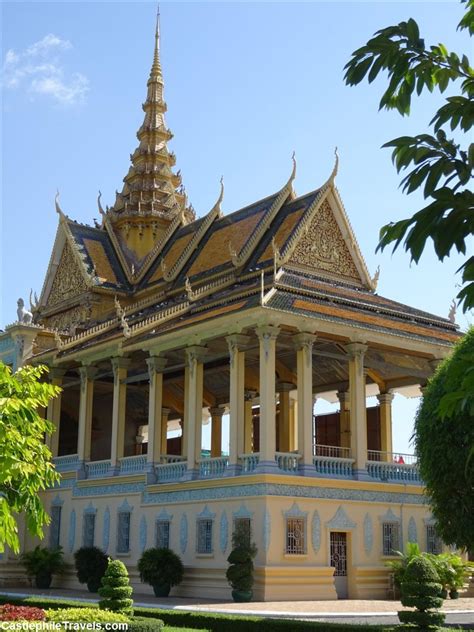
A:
[[74, 546, 109, 593], [385, 542, 421, 589], [20, 546, 65, 589], [226, 521, 257, 603], [138, 548, 184, 597]]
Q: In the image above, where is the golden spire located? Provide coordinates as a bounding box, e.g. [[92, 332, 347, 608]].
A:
[[107, 8, 194, 236]]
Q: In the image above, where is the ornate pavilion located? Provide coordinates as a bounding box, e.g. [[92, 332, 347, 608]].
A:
[[0, 16, 460, 600]]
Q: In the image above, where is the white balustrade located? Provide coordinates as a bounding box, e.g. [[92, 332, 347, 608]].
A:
[[314, 444, 352, 459], [159, 454, 186, 464], [275, 451, 301, 472], [239, 453, 260, 473], [198, 456, 229, 478], [154, 460, 187, 482], [53, 454, 79, 471], [366, 451, 420, 483], [313, 455, 355, 478], [119, 455, 147, 474], [86, 460, 111, 478]]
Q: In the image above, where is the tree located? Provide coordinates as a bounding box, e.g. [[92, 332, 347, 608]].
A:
[[0, 363, 60, 554], [414, 328, 474, 550], [344, 0, 474, 312], [98, 559, 134, 616], [398, 556, 445, 630]]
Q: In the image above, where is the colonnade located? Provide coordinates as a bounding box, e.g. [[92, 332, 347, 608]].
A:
[[47, 327, 395, 479]]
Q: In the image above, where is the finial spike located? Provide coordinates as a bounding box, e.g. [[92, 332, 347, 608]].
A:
[[55, 190, 64, 216]]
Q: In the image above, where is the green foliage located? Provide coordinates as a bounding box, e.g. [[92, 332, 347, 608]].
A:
[[0, 363, 61, 554], [414, 328, 474, 550], [344, 2, 474, 312], [46, 608, 130, 624], [386, 542, 422, 588], [399, 556, 445, 630], [427, 552, 474, 590], [226, 521, 257, 593], [98, 559, 133, 616], [138, 548, 184, 589], [20, 546, 65, 578], [74, 546, 108, 592], [0, 598, 393, 632]]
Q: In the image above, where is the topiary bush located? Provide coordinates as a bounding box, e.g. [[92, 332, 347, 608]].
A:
[[74, 547, 109, 593], [226, 520, 257, 602], [398, 556, 445, 630], [98, 559, 134, 616], [138, 548, 184, 597], [47, 608, 130, 624]]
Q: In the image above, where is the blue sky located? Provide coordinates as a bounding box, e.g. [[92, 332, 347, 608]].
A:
[[1, 1, 471, 453]]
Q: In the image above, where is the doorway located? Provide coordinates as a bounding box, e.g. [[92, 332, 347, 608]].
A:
[[330, 531, 348, 599]]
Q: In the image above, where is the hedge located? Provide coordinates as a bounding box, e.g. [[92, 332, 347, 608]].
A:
[[0, 596, 392, 631]]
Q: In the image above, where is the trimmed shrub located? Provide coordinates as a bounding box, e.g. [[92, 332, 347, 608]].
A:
[[0, 604, 46, 621], [226, 520, 257, 601], [399, 555, 445, 630], [74, 547, 109, 593], [128, 617, 164, 632], [138, 548, 184, 595], [46, 608, 130, 624], [98, 559, 133, 616]]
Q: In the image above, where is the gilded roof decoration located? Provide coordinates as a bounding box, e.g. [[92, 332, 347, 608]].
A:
[[47, 241, 89, 306]]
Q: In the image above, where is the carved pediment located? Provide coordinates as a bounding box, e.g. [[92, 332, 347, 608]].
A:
[[47, 241, 89, 307], [289, 200, 361, 283]]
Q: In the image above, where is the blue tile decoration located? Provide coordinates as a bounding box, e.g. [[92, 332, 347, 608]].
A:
[[408, 516, 417, 543], [311, 510, 321, 553], [68, 509, 76, 553], [83, 501, 97, 514], [220, 511, 229, 554], [197, 505, 216, 520], [363, 513, 373, 556], [326, 506, 356, 530], [139, 515, 147, 552], [103, 506, 110, 552], [232, 504, 254, 520], [284, 502, 307, 518], [51, 494, 64, 506], [379, 507, 401, 523], [263, 509, 271, 553], [180, 514, 188, 554]]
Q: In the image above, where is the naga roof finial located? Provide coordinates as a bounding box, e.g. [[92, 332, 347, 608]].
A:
[[371, 264, 380, 291], [448, 298, 457, 324], [55, 190, 64, 216], [209, 176, 225, 217], [97, 190, 106, 217]]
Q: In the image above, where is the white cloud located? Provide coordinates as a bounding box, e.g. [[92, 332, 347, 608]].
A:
[[2, 33, 89, 105]]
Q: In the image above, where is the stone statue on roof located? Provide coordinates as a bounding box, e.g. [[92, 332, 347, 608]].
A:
[[17, 298, 33, 324]]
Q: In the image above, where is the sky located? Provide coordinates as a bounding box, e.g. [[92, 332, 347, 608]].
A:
[[1, 1, 472, 454]]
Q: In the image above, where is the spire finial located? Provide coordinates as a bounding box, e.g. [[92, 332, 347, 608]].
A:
[[152, 5, 161, 74]]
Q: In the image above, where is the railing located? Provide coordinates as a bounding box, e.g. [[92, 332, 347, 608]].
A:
[[367, 450, 417, 466], [154, 460, 187, 482], [275, 452, 301, 473], [315, 444, 352, 459], [53, 454, 79, 472], [313, 455, 355, 478], [239, 453, 260, 473], [86, 460, 111, 479], [119, 455, 147, 474], [198, 456, 229, 478], [366, 452, 420, 483], [159, 454, 186, 464]]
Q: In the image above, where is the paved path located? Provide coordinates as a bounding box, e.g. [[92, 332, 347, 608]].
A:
[[1, 588, 473, 627]]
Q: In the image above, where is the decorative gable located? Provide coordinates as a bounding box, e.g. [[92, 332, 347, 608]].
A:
[[289, 199, 361, 284], [47, 241, 89, 307]]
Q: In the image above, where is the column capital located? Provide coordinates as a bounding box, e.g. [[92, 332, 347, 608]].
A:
[[185, 345, 208, 363], [245, 389, 257, 401], [293, 332, 317, 351], [377, 392, 395, 405], [277, 381, 295, 393], [161, 407, 171, 417], [146, 355, 168, 378], [79, 365, 98, 381], [226, 334, 251, 350], [255, 325, 280, 340], [345, 342, 368, 359], [111, 356, 131, 372], [337, 390, 350, 407], [49, 367, 66, 380], [209, 406, 225, 418]]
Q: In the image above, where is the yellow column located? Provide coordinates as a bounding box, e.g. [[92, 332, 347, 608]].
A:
[[184, 346, 207, 477], [47, 368, 65, 457], [277, 382, 293, 453], [256, 325, 280, 471], [377, 392, 394, 459], [244, 390, 256, 453], [289, 398, 297, 452], [337, 391, 351, 450], [294, 332, 316, 474], [110, 357, 131, 475], [161, 408, 171, 455], [226, 334, 249, 473], [345, 342, 368, 477], [146, 355, 167, 481], [77, 365, 97, 478], [210, 407, 224, 457]]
